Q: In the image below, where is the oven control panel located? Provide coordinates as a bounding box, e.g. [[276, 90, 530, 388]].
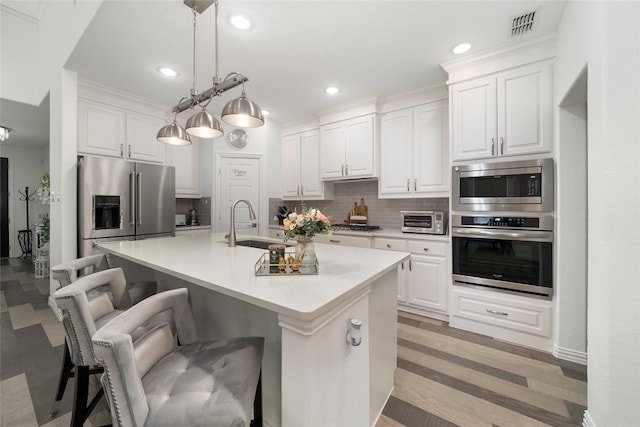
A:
[[453, 214, 554, 231]]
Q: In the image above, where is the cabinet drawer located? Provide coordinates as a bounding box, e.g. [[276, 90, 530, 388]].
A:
[[452, 288, 552, 337], [406, 240, 447, 257], [314, 234, 371, 248], [269, 229, 285, 240], [373, 238, 407, 252]]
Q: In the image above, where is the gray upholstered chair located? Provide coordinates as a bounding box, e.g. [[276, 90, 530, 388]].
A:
[[93, 287, 264, 427], [53, 267, 168, 427], [48, 254, 156, 422]]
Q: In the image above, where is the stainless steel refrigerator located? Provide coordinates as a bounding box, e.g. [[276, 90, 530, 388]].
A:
[[78, 156, 175, 257]]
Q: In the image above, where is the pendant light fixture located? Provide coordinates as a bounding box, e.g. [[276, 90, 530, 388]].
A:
[[157, 97, 192, 145], [157, 0, 263, 145]]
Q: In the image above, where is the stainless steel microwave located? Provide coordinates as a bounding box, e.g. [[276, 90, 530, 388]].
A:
[[452, 158, 554, 212], [401, 211, 447, 235]]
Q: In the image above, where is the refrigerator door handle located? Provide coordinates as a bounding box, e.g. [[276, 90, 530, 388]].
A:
[[129, 173, 135, 225], [136, 172, 142, 225]]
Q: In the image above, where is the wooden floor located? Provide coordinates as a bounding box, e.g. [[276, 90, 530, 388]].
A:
[[377, 311, 587, 427]]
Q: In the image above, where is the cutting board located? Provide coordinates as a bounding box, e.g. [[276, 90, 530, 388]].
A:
[[347, 198, 368, 224]]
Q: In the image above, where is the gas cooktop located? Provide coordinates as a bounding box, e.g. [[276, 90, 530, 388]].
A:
[[330, 224, 381, 232]]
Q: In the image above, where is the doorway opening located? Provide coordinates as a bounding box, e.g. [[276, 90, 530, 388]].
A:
[[555, 65, 588, 363]]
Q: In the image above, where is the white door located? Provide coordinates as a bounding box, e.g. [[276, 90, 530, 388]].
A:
[[216, 155, 260, 237]]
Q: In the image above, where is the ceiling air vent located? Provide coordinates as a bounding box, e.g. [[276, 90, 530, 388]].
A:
[[511, 11, 536, 36]]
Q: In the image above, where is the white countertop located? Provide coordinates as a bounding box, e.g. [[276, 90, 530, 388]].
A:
[[269, 224, 450, 241], [99, 232, 409, 321]]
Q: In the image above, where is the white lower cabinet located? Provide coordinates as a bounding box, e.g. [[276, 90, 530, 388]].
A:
[[268, 228, 285, 240], [374, 237, 449, 319], [450, 286, 553, 351], [313, 233, 371, 248]]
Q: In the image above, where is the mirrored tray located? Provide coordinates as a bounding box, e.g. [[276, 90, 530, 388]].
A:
[[255, 251, 319, 276]]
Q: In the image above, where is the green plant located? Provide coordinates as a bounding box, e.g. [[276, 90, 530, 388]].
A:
[[41, 214, 49, 244]]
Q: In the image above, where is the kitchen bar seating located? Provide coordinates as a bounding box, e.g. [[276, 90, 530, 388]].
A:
[[48, 254, 157, 421], [92, 288, 264, 427], [53, 267, 166, 427]]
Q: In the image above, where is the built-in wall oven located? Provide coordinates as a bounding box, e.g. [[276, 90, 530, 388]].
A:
[[451, 214, 553, 299]]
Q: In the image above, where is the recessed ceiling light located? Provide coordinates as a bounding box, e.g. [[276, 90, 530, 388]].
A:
[[452, 43, 472, 55], [158, 67, 178, 77], [230, 13, 251, 30], [325, 86, 340, 95]]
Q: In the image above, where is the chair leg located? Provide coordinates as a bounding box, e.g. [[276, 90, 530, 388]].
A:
[[251, 372, 263, 427], [50, 340, 75, 417], [70, 365, 105, 427]]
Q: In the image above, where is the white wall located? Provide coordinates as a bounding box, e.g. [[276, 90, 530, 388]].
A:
[[555, 2, 640, 425], [0, 144, 49, 257]]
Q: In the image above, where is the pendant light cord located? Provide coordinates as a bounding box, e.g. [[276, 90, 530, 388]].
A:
[[214, 0, 220, 84], [191, 7, 198, 98]]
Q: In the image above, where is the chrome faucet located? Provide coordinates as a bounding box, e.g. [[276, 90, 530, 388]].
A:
[[228, 199, 256, 247]]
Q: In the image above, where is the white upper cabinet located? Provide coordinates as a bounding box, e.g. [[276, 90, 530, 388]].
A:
[[167, 138, 200, 198], [379, 101, 448, 198], [281, 129, 330, 200], [320, 114, 376, 180], [77, 81, 167, 164], [451, 61, 553, 161]]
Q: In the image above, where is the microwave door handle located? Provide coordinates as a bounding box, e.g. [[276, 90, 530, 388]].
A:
[[129, 173, 135, 225], [136, 172, 142, 226], [452, 227, 553, 242]]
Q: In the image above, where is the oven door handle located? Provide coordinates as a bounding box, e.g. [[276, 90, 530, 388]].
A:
[[452, 227, 553, 242]]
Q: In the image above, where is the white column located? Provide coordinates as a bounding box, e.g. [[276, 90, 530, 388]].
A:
[[48, 68, 78, 296]]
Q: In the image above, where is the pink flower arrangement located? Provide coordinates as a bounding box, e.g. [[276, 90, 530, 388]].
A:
[[283, 206, 331, 241]]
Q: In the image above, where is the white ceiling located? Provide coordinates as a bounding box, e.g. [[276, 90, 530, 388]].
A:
[[2, 0, 568, 149]]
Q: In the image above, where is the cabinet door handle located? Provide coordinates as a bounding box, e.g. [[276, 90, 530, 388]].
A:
[[329, 239, 341, 244], [500, 137, 504, 155], [486, 309, 509, 316], [409, 260, 412, 271], [423, 247, 429, 252], [128, 144, 132, 158], [341, 165, 345, 176], [386, 243, 392, 248], [401, 262, 404, 270], [406, 179, 410, 192], [491, 138, 495, 156], [300, 185, 304, 195], [345, 164, 349, 175], [120, 144, 124, 157], [414, 178, 417, 192]]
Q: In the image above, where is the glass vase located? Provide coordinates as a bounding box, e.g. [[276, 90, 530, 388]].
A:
[[295, 238, 317, 273]]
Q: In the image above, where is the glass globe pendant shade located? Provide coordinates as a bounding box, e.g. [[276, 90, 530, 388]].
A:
[[157, 121, 192, 145], [221, 91, 264, 128], [185, 108, 224, 138]]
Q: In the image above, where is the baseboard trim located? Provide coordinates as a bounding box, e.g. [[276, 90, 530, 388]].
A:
[[553, 344, 587, 365], [582, 409, 596, 427]]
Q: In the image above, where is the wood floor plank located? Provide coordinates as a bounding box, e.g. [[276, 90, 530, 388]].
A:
[[398, 322, 586, 396], [392, 368, 553, 427], [397, 344, 571, 418], [376, 414, 406, 427], [397, 360, 579, 427]]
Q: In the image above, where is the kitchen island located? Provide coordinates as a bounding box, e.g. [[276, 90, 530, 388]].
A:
[[99, 231, 409, 427]]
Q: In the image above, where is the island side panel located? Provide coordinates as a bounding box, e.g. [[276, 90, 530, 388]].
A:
[[155, 274, 283, 427], [368, 269, 398, 425], [279, 291, 371, 427]]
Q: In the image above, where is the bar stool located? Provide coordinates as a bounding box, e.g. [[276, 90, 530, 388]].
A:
[[52, 267, 167, 427], [92, 288, 264, 427]]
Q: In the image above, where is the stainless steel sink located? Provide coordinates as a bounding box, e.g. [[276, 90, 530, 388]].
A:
[[235, 240, 280, 249]]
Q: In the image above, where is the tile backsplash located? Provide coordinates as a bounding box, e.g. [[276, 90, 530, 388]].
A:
[[176, 197, 211, 225], [269, 180, 448, 230]]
